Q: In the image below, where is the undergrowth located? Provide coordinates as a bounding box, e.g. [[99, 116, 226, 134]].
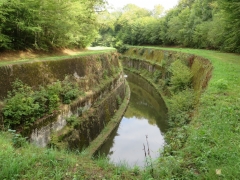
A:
[[2, 77, 83, 130]]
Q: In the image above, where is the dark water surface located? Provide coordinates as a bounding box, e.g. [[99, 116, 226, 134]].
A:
[[97, 71, 168, 167]]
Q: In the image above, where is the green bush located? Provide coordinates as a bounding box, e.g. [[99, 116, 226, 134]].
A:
[[8, 129, 27, 148], [3, 79, 81, 129], [153, 70, 162, 83], [213, 79, 228, 90], [3, 80, 40, 127], [168, 89, 195, 127], [116, 95, 122, 106], [169, 60, 192, 93], [102, 70, 108, 80], [44, 82, 62, 113], [66, 115, 78, 126], [114, 41, 128, 53], [61, 79, 81, 104]]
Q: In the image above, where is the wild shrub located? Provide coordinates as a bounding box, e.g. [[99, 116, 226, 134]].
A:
[[102, 70, 108, 79], [153, 70, 162, 83], [8, 129, 27, 148], [213, 79, 228, 90], [3, 80, 40, 127], [114, 41, 128, 53], [43, 81, 62, 113], [61, 79, 81, 104], [116, 95, 122, 106], [66, 115, 78, 126], [167, 89, 195, 127], [169, 60, 192, 93], [3, 79, 81, 129]]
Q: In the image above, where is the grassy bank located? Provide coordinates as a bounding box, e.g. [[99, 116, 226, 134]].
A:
[[161, 47, 240, 179], [0, 131, 142, 180]]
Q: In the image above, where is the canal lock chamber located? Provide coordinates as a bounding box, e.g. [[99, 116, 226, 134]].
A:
[[97, 71, 169, 167], [0, 47, 213, 169]]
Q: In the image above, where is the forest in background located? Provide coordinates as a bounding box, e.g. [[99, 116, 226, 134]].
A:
[[96, 0, 240, 53], [0, 0, 239, 53]]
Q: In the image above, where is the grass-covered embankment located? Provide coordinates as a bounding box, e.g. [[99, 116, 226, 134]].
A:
[[159, 48, 240, 179]]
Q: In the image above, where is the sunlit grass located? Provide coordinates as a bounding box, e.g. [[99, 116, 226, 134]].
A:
[[0, 47, 116, 67]]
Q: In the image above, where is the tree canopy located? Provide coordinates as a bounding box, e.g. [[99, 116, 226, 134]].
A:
[[1, 0, 239, 53], [96, 0, 240, 53], [0, 0, 106, 51]]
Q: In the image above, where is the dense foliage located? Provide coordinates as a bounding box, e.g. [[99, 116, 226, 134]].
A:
[[96, 0, 240, 53], [3, 79, 82, 129], [1, 0, 237, 52], [0, 0, 105, 51]]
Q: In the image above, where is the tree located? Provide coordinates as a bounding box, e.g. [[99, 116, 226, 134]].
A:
[[152, 5, 164, 18], [218, 0, 240, 52]]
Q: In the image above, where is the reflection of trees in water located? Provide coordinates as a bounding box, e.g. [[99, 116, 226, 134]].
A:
[[124, 81, 168, 133], [97, 71, 168, 157]]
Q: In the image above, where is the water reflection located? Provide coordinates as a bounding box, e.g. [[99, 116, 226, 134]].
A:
[[97, 71, 168, 167]]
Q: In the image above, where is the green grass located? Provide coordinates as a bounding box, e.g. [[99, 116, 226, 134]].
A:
[[164, 48, 240, 179], [0, 132, 142, 179], [0, 132, 76, 179]]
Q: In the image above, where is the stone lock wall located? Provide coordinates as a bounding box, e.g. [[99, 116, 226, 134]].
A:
[[0, 52, 128, 148], [122, 47, 213, 94]]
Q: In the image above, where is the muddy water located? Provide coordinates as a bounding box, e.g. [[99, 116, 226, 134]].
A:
[[97, 71, 168, 167]]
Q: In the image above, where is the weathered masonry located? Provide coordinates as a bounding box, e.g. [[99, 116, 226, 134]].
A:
[[0, 52, 128, 149]]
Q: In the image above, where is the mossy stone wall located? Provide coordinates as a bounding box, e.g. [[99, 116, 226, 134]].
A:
[[0, 53, 120, 100], [63, 81, 126, 150], [122, 47, 213, 94], [0, 52, 128, 148], [30, 73, 126, 147]]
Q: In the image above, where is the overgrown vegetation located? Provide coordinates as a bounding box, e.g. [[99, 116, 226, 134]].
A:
[[0, 0, 239, 177], [169, 59, 193, 93], [167, 59, 195, 128], [3, 78, 83, 130]]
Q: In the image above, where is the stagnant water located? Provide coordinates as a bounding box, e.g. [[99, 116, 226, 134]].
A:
[[97, 71, 168, 167]]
